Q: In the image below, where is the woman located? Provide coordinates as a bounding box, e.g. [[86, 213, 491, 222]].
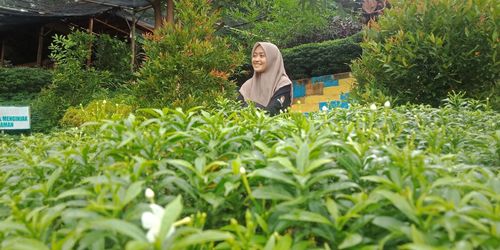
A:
[[238, 42, 292, 116]]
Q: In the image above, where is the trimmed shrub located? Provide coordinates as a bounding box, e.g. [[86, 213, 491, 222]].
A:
[[351, 0, 499, 108], [0, 67, 52, 105], [135, 0, 244, 109], [282, 33, 362, 79]]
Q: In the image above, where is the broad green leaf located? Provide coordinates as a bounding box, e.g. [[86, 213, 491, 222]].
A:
[[158, 196, 183, 244], [171, 230, 233, 249], [269, 157, 297, 173], [275, 234, 292, 250], [204, 161, 227, 173], [77, 230, 105, 250], [338, 233, 362, 249], [307, 169, 346, 187], [254, 141, 271, 155], [280, 209, 333, 225], [166, 159, 196, 173], [0, 221, 29, 234], [361, 175, 397, 188], [305, 158, 331, 174], [372, 216, 409, 237], [251, 168, 295, 185], [410, 225, 426, 244], [431, 177, 460, 188], [55, 188, 93, 200], [223, 182, 240, 197], [123, 181, 144, 208], [321, 182, 360, 195], [296, 143, 309, 173], [401, 243, 448, 250], [458, 214, 489, 233], [325, 198, 339, 223], [200, 193, 224, 209], [46, 167, 62, 194], [89, 218, 147, 241], [263, 234, 276, 250], [125, 240, 150, 250], [252, 186, 294, 201], [375, 190, 419, 223], [254, 213, 269, 234], [1, 237, 50, 250]]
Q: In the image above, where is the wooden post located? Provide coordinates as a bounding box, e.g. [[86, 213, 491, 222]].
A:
[[167, 0, 174, 24], [87, 17, 94, 67], [37, 26, 44, 67], [130, 11, 136, 72]]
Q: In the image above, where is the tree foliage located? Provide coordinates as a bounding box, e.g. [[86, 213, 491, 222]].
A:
[[351, 0, 499, 108], [135, 0, 244, 109]]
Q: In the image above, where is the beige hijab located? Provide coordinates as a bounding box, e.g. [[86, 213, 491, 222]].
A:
[[239, 42, 292, 107]]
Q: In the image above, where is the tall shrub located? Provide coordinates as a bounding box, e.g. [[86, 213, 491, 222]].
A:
[[351, 0, 499, 108], [31, 31, 116, 132], [135, 0, 244, 109]]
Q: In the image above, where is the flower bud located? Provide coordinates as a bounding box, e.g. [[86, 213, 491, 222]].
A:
[[370, 103, 377, 110], [239, 166, 246, 174], [145, 188, 155, 199], [384, 101, 391, 108]]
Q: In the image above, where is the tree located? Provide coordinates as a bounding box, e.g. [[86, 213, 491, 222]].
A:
[[149, 0, 163, 29], [166, 0, 174, 24], [148, 0, 175, 29]]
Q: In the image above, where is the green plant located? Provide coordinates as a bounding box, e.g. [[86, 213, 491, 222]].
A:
[[60, 99, 134, 128], [135, 0, 244, 110], [0, 67, 53, 106], [351, 0, 499, 108], [93, 34, 133, 86], [283, 33, 363, 79], [1, 101, 499, 249], [31, 30, 132, 132]]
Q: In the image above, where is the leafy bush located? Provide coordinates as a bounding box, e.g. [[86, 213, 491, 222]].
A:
[[0, 67, 52, 105], [93, 34, 133, 85], [31, 30, 131, 132], [135, 0, 244, 110], [282, 33, 362, 79], [219, 0, 331, 49], [1, 102, 499, 249], [284, 15, 363, 48], [351, 0, 499, 108], [60, 99, 134, 128]]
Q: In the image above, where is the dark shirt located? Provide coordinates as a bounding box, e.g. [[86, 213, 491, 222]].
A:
[[238, 85, 292, 116]]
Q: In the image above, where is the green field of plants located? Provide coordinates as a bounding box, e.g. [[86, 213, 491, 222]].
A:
[[1, 99, 499, 249]]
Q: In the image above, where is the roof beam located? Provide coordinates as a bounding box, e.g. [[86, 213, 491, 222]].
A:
[[81, 0, 152, 10]]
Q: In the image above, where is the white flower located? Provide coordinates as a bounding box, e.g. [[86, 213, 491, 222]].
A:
[[141, 204, 175, 242], [321, 106, 328, 112], [239, 166, 246, 174], [384, 101, 391, 108], [370, 103, 377, 110], [145, 188, 155, 199]]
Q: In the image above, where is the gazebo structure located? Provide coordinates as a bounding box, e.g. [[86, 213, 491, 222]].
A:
[[0, 0, 155, 68]]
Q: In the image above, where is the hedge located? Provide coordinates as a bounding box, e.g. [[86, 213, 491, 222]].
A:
[[0, 67, 53, 105], [282, 32, 362, 79]]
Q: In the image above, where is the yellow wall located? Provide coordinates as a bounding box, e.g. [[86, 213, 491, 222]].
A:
[[291, 72, 354, 113]]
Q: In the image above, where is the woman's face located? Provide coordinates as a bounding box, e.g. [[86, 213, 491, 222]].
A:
[[252, 45, 267, 73]]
